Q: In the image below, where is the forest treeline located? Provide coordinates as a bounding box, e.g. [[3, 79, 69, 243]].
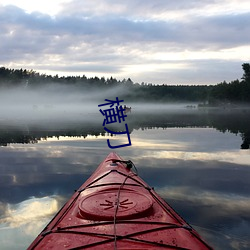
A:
[[0, 63, 250, 104]]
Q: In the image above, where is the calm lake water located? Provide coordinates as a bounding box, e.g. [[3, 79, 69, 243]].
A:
[[0, 104, 250, 249]]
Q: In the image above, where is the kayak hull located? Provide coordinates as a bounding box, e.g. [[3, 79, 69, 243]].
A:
[[28, 152, 212, 249]]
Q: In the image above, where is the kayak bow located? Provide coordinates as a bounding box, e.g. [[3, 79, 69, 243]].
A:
[[28, 152, 213, 249]]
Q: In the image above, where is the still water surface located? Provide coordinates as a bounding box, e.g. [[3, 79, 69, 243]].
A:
[[0, 106, 250, 249]]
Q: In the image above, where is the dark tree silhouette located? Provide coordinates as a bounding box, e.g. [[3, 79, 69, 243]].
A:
[[0, 63, 250, 104]]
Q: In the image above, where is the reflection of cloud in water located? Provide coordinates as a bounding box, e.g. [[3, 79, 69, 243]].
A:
[[0, 196, 59, 230], [195, 222, 250, 250], [157, 186, 250, 216], [153, 150, 250, 166], [157, 186, 250, 250], [131, 139, 185, 150], [132, 127, 243, 152], [0, 196, 61, 249], [35, 128, 249, 167]]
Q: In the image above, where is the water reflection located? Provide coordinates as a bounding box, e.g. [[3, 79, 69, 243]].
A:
[[0, 107, 250, 149], [0, 108, 250, 249], [0, 196, 62, 250], [1, 196, 59, 228]]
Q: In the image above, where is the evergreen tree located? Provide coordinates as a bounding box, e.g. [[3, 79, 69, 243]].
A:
[[242, 63, 250, 83]]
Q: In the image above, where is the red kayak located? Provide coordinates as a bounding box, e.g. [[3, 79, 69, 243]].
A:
[[28, 152, 213, 249]]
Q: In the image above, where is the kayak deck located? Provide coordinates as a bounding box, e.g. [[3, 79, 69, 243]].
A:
[[28, 152, 213, 249]]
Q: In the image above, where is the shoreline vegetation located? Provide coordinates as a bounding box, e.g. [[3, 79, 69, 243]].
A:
[[0, 63, 250, 106]]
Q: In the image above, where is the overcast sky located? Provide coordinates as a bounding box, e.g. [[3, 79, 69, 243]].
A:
[[0, 0, 250, 85]]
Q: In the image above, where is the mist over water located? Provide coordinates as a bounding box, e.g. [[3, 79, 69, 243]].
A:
[[0, 84, 197, 125], [0, 84, 250, 150], [0, 85, 97, 122]]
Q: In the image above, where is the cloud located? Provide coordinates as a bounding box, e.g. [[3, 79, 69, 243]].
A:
[[58, 0, 241, 19], [0, 1, 250, 84]]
